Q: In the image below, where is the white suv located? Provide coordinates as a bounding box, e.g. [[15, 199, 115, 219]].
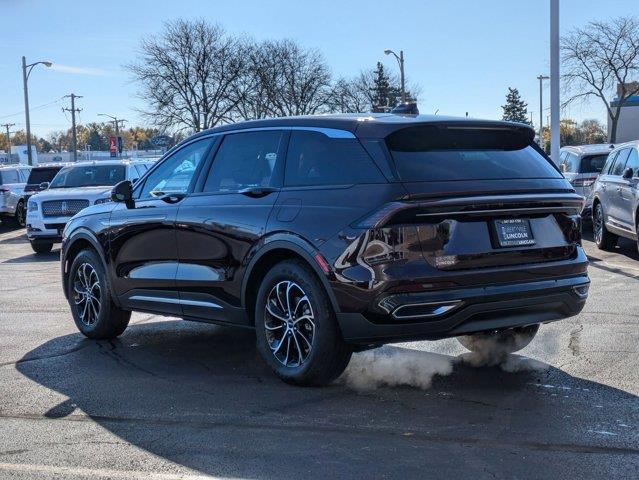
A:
[[26, 160, 153, 253], [0, 165, 31, 226]]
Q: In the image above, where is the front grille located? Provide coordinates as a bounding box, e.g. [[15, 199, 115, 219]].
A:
[[42, 199, 90, 217]]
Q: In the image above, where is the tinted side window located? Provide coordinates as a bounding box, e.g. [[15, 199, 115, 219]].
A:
[[625, 149, 639, 177], [203, 131, 284, 193], [580, 154, 607, 173], [560, 153, 579, 173], [602, 151, 618, 175], [611, 149, 631, 176], [285, 131, 384, 187], [0, 169, 20, 184], [138, 139, 211, 199]]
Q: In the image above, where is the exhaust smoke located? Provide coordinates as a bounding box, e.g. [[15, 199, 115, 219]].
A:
[[339, 334, 549, 391]]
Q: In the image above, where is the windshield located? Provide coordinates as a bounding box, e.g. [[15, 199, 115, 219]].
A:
[[580, 154, 608, 173], [387, 126, 561, 182], [50, 164, 126, 188], [27, 167, 62, 185]]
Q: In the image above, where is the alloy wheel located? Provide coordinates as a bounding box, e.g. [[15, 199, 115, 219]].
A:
[[16, 202, 25, 227], [594, 204, 603, 245], [73, 263, 101, 326], [264, 280, 315, 368]]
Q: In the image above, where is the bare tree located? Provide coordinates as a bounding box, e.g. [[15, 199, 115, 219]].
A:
[[127, 19, 248, 132], [251, 39, 333, 117], [562, 17, 639, 142]]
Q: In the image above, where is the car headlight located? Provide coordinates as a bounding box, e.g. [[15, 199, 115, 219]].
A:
[[94, 197, 112, 205], [27, 200, 38, 212]]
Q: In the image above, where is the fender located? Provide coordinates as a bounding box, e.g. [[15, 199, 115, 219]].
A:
[[62, 228, 116, 304], [240, 234, 341, 314]]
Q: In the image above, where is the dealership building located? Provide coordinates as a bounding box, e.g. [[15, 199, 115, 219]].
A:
[[608, 83, 639, 143]]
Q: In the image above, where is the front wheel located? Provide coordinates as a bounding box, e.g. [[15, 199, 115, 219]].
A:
[[30, 242, 53, 254], [255, 260, 352, 386], [14, 201, 26, 227], [593, 202, 618, 250], [67, 248, 130, 339], [457, 324, 540, 355]]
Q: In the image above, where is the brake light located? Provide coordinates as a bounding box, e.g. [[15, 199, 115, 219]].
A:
[[570, 178, 595, 187]]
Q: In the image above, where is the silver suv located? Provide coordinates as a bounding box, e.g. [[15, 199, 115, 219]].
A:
[[0, 165, 31, 226], [559, 144, 614, 220], [592, 141, 639, 250]]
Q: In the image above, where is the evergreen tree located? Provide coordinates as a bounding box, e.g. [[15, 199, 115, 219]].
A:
[[501, 87, 531, 124], [371, 62, 392, 112]]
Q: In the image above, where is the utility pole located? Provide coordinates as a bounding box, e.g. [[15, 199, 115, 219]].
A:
[[537, 75, 549, 149], [2, 123, 15, 163], [63, 93, 82, 162]]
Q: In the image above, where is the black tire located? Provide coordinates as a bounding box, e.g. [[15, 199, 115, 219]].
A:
[[457, 324, 540, 354], [67, 248, 130, 339], [14, 200, 26, 227], [30, 242, 53, 254], [255, 259, 352, 386], [593, 202, 618, 250]]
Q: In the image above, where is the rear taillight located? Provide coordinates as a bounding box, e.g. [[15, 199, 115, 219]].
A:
[[570, 178, 595, 187]]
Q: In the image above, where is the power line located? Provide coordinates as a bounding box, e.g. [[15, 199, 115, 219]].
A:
[[0, 97, 64, 120]]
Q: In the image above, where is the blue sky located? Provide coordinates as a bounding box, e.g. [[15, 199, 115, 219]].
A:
[[0, 0, 636, 138]]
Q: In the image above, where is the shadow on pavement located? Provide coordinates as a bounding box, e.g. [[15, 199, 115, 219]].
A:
[[582, 228, 639, 262], [2, 250, 60, 263], [15, 320, 639, 478]]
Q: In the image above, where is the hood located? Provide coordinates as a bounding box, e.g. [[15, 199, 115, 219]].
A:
[[30, 186, 111, 202]]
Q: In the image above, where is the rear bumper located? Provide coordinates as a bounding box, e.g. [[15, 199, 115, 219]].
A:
[[337, 275, 588, 344]]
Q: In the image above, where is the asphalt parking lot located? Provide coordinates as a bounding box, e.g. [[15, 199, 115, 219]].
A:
[[0, 221, 637, 479]]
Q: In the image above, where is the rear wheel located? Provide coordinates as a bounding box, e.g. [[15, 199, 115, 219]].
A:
[[30, 242, 53, 254], [457, 324, 539, 354], [593, 202, 617, 250], [255, 260, 352, 386], [67, 248, 130, 339]]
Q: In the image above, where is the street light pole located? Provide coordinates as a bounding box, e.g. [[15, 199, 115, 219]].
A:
[[384, 49, 406, 103], [21, 56, 52, 166], [550, 0, 561, 163], [537, 75, 549, 150]]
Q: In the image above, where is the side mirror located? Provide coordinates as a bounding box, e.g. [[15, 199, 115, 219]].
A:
[[39, 182, 49, 190], [111, 180, 133, 204], [622, 167, 633, 180], [559, 164, 567, 173]]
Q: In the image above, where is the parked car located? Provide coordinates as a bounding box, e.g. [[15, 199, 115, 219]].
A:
[[558, 144, 614, 220], [19, 163, 69, 225], [26, 160, 153, 253], [592, 141, 639, 250], [60, 114, 589, 386], [0, 164, 31, 226]]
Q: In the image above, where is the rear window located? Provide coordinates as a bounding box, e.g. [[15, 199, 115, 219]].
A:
[[386, 125, 561, 182], [0, 169, 20, 184], [580, 155, 607, 173], [27, 167, 61, 185]]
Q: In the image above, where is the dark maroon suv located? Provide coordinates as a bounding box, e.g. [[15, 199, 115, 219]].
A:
[[60, 114, 589, 385]]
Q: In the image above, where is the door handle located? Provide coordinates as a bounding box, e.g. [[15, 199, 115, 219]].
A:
[[159, 193, 186, 204], [239, 186, 278, 198]]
